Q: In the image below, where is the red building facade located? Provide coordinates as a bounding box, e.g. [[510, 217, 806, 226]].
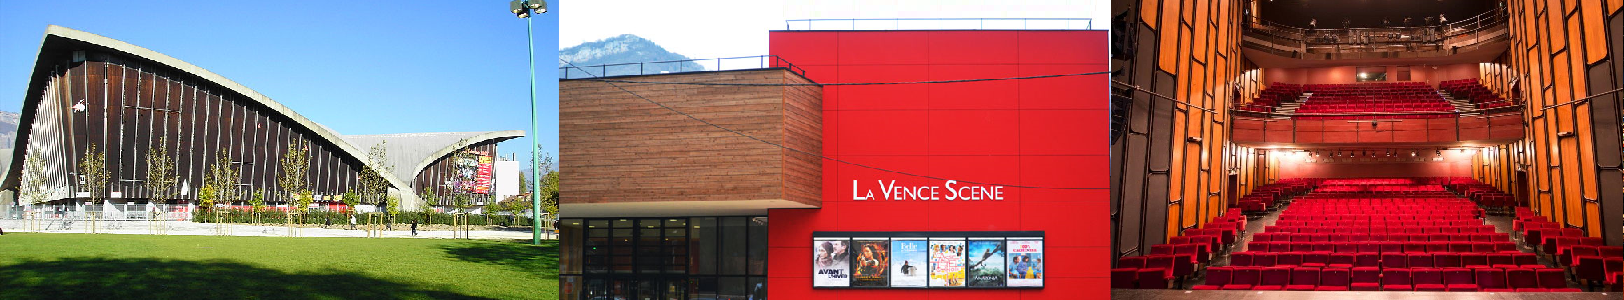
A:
[[765, 30, 1111, 299]]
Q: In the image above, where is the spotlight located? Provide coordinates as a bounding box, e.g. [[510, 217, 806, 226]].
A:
[[1411, 151, 1417, 157]]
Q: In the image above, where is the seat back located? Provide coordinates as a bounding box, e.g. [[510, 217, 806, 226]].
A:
[[1232, 252, 1254, 266], [1260, 266, 1292, 286], [1204, 266, 1233, 286], [1409, 253, 1434, 268], [1111, 268, 1138, 289], [1118, 256, 1146, 269], [1321, 268, 1350, 287], [1291, 267, 1320, 286], [1231, 267, 1262, 285], [1277, 252, 1302, 266], [1382, 269, 1412, 285], [1473, 268, 1506, 289], [1536, 268, 1568, 289], [1505, 268, 1538, 289], [1382, 253, 1407, 268], [1350, 267, 1381, 284], [1443, 268, 1475, 285], [1412, 268, 1442, 285], [1434, 253, 1460, 268]]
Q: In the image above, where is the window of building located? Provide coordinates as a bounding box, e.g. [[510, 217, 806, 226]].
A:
[[559, 216, 767, 300]]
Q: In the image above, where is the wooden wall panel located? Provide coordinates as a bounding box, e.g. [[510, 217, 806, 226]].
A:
[[1475, 0, 1621, 244], [559, 69, 821, 207], [1115, 0, 1248, 256]]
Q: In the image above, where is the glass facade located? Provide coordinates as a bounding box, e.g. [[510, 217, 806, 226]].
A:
[[560, 216, 767, 300]]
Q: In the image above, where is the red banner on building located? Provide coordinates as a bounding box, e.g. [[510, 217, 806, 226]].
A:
[[473, 155, 493, 194]]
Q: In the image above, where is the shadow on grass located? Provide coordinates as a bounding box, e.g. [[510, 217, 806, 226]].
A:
[[0, 257, 494, 300], [438, 240, 558, 277]]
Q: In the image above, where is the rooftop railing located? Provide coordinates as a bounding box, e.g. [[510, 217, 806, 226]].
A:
[[784, 18, 1095, 31], [1242, 8, 1509, 60], [559, 55, 806, 80]]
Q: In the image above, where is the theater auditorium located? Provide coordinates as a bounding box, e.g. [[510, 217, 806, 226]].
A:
[[1110, 0, 1621, 297]]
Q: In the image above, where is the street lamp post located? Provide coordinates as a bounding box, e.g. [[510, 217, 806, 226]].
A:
[[511, 0, 548, 246]]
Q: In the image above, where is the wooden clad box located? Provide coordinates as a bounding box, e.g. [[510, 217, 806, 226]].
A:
[[559, 69, 822, 216]]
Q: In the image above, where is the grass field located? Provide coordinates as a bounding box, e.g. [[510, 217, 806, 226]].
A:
[[0, 233, 557, 300]]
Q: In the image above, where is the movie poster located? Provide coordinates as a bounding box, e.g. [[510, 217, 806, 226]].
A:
[[1006, 239, 1044, 287], [966, 239, 1007, 287], [851, 238, 890, 287], [812, 238, 850, 287], [928, 239, 966, 287], [889, 239, 927, 287], [473, 155, 493, 194]]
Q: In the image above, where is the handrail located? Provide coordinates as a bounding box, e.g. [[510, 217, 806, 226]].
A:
[[558, 55, 806, 80], [1232, 104, 1525, 119], [1242, 7, 1508, 55], [784, 18, 1094, 31]]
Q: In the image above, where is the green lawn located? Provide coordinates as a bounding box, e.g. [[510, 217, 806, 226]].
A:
[[0, 233, 557, 300]]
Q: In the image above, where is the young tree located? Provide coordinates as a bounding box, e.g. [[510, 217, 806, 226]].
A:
[[19, 150, 52, 206], [385, 194, 400, 226], [202, 149, 241, 209], [276, 141, 310, 208], [197, 185, 217, 208], [358, 141, 393, 205], [419, 187, 439, 218], [77, 143, 110, 205], [341, 191, 360, 221], [452, 193, 471, 214], [249, 189, 267, 223], [294, 190, 314, 213], [145, 137, 180, 205]]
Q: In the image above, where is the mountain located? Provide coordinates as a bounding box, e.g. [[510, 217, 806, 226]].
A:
[[0, 110, 17, 149], [559, 34, 704, 77]]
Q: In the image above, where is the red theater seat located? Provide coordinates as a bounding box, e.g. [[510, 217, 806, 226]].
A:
[[1413, 268, 1446, 291], [1354, 253, 1379, 267], [1382, 268, 1413, 291], [1508, 268, 1542, 291], [1443, 268, 1479, 291], [1111, 268, 1138, 289], [1224, 267, 1261, 290], [1315, 268, 1350, 291], [1191, 266, 1230, 290], [1256, 266, 1291, 290], [1349, 267, 1381, 291], [1434, 253, 1461, 268], [1118, 256, 1146, 269], [1537, 268, 1581, 292], [1328, 253, 1355, 268], [1408, 253, 1434, 268], [1287, 267, 1319, 291], [1276, 252, 1302, 267], [1232, 252, 1253, 266], [1382, 253, 1407, 269], [1136, 268, 1170, 289], [1475, 268, 1513, 292]]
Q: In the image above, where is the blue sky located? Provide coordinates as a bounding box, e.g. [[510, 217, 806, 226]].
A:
[[0, 0, 559, 164]]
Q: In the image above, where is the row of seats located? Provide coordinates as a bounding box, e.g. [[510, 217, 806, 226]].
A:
[[1512, 210, 1622, 289], [1187, 266, 1583, 292], [1297, 82, 1454, 119], [1232, 251, 1534, 268], [1260, 226, 1498, 235], [1255, 232, 1510, 243], [1246, 241, 1519, 254], [1109, 209, 1250, 289], [1273, 219, 1485, 227], [1444, 179, 1518, 214], [1439, 79, 1512, 109], [1238, 82, 1306, 112]]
